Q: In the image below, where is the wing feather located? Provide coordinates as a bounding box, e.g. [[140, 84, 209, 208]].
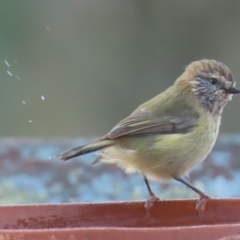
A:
[[102, 111, 198, 140]]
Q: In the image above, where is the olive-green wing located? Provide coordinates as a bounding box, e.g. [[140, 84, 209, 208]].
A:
[[102, 108, 198, 140]]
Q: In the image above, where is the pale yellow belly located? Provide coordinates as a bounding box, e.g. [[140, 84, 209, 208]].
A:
[[98, 129, 218, 182]]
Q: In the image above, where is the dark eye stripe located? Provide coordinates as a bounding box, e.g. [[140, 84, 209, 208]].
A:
[[195, 75, 219, 85]]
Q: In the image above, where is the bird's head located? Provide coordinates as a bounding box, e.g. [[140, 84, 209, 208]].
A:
[[176, 59, 240, 116]]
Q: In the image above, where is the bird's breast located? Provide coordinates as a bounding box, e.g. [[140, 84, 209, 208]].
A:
[[136, 113, 220, 180], [98, 114, 221, 182]]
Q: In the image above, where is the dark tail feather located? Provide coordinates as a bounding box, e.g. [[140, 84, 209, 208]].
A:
[[58, 140, 114, 161]]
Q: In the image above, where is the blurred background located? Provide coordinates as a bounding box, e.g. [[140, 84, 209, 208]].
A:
[[0, 0, 240, 205], [1, 0, 240, 137]]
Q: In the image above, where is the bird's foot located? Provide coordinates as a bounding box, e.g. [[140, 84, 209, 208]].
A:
[[195, 194, 210, 215], [144, 194, 160, 214]]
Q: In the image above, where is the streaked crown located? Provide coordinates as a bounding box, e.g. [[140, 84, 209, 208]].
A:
[[177, 59, 239, 116]]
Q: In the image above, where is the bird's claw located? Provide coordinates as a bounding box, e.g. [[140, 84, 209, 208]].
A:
[[195, 194, 210, 215], [144, 195, 160, 214]]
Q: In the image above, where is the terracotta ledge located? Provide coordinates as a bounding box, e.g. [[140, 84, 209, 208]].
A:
[[0, 199, 240, 239]]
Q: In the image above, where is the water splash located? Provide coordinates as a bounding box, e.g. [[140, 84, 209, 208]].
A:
[[7, 71, 12, 76], [22, 101, 26, 104], [41, 95, 45, 100], [4, 60, 10, 67], [28, 120, 33, 123]]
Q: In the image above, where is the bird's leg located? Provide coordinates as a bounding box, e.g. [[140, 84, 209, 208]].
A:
[[143, 176, 159, 212], [174, 177, 210, 214]]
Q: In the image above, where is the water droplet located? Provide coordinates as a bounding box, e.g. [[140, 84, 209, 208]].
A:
[[48, 156, 51, 160], [22, 101, 26, 104], [13, 59, 17, 64], [4, 60, 10, 67], [28, 120, 32, 123], [46, 26, 50, 31], [41, 95, 45, 100], [7, 71, 12, 76], [16, 76, 20, 80]]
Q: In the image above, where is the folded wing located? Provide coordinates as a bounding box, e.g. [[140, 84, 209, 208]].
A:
[[102, 107, 198, 140]]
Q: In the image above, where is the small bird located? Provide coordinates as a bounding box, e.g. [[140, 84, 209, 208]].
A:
[[58, 59, 240, 212]]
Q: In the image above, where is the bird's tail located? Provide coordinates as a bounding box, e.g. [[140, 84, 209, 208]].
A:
[[58, 139, 114, 161]]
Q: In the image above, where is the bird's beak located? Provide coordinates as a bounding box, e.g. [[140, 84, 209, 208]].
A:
[[221, 86, 240, 94]]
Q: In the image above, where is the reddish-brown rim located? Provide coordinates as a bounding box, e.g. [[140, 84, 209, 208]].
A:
[[0, 199, 239, 239]]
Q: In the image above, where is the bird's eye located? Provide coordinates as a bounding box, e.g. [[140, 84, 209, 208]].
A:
[[210, 78, 218, 85]]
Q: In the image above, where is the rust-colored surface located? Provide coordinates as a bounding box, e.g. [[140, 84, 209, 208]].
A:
[[1, 199, 240, 229], [0, 199, 240, 239]]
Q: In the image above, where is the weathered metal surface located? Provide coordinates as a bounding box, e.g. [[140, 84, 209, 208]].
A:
[[0, 226, 240, 240], [0, 135, 239, 204], [1, 199, 240, 229], [0, 200, 239, 239]]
